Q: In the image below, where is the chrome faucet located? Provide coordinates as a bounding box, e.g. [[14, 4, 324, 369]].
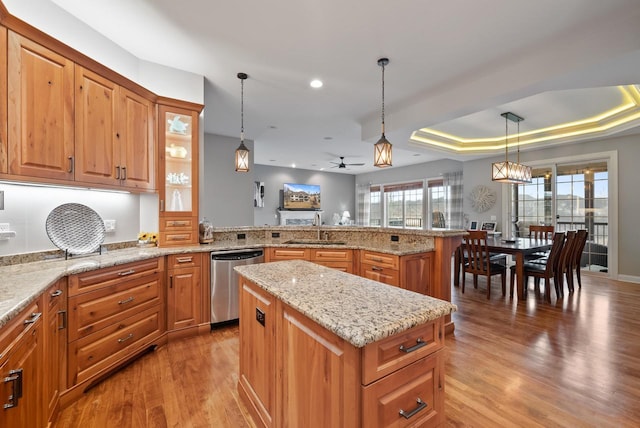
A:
[[314, 212, 321, 240]]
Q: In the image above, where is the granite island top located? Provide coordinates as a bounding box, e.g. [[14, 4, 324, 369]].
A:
[[235, 260, 457, 348]]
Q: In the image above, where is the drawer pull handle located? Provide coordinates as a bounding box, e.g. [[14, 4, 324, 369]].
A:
[[176, 257, 193, 263], [50, 289, 63, 297], [117, 333, 134, 344], [371, 257, 383, 262], [399, 338, 426, 353], [118, 296, 135, 305], [171, 221, 188, 226], [118, 269, 136, 276], [57, 310, 67, 330], [3, 369, 23, 409], [168, 235, 189, 241], [399, 398, 427, 419], [371, 266, 383, 271], [23, 312, 42, 325]]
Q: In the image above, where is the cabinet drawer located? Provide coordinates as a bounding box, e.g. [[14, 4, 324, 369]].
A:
[[167, 253, 201, 269], [0, 300, 41, 361], [68, 274, 161, 341], [312, 248, 352, 262], [362, 351, 444, 428], [161, 231, 196, 245], [267, 247, 310, 261], [360, 263, 400, 287], [314, 260, 353, 274], [362, 319, 443, 385], [361, 251, 399, 270], [68, 257, 163, 296], [68, 306, 162, 386], [161, 217, 195, 231]]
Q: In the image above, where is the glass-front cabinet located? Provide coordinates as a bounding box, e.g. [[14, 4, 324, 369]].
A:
[[157, 100, 203, 247]]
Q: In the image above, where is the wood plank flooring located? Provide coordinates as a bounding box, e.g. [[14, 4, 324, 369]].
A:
[[55, 273, 640, 427]]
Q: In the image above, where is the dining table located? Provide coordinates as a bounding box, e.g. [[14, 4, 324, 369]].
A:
[[455, 235, 554, 300]]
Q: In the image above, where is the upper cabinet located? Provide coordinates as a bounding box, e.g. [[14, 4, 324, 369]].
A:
[[157, 102, 202, 247], [1, 26, 7, 174], [7, 30, 75, 181], [3, 28, 157, 192], [75, 66, 154, 190]]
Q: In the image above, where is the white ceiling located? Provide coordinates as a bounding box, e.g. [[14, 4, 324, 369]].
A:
[[42, 0, 640, 173]]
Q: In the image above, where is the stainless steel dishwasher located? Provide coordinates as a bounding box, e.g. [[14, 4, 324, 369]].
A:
[[210, 248, 264, 326]]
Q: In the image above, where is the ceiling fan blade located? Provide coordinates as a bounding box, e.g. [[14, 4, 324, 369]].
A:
[[347, 162, 365, 166]]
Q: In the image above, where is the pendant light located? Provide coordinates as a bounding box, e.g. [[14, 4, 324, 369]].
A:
[[491, 112, 532, 183], [374, 58, 392, 168], [235, 72, 250, 172]]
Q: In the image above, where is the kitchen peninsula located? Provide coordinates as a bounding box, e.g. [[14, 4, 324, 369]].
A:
[[236, 260, 457, 428]]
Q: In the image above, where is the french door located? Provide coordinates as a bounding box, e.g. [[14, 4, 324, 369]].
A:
[[511, 157, 612, 274]]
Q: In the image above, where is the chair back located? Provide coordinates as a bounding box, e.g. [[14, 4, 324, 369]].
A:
[[433, 211, 446, 228], [529, 225, 554, 240], [572, 229, 589, 268], [463, 230, 491, 275], [559, 230, 577, 273], [547, 232, 566, 275]]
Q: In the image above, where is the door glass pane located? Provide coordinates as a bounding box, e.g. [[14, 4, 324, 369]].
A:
[[370, 189, 381, 227], [404, 187, 423, 229], [516, 167, 553, 236], [164, 112, 193, 212], [385, 190, 403, 227]]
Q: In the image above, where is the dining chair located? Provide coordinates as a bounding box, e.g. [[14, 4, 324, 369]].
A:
[[557, 230, 578, 294], [570, 229, 589, 290], [462, 230, 507, 299], [510, 232, 565, 302], [526, 225, 555, 261]]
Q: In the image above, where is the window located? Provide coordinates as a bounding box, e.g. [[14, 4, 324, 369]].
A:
[[368, 182, 423, 229], [428, 179, 445, 228]]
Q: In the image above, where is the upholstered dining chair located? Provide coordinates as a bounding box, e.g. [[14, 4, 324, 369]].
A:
[[526, 225, 555, 261], [510, 232, 565, 302], [462, 230, 507, 299]]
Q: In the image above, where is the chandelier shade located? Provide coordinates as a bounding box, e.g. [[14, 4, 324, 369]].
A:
[[374, 58, 392, 168], [491, 111, 531, 184], [235, 72, 250, 173]]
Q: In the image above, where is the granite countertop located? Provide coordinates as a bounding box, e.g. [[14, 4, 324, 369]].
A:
[[0, 228, 465, 330], [235, 260, 457, 348]]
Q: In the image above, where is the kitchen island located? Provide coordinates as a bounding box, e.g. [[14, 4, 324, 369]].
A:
[[235, 260, 456, 428]]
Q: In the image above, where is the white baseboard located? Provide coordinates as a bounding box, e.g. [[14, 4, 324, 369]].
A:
[[617, 274, 640, 284]]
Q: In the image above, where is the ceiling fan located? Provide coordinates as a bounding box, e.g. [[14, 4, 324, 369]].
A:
[[330, 156, 365, 169]]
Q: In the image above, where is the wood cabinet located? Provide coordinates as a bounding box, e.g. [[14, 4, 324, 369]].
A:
[[75, 66, 155, 190], [44, 278, 67, 424], [0, 298, 43, 428], [0, 25, 7, 174], [265, 247, 310, 262], [238, 275, 446, 428], [360, 250, 433, 294], [7, 30, 74, 181], [238, 277, 276, 428], [167, 253, 202, 332], [158, 102, 202, 247], [67, 258, 165, 387], [266, 247, 353, 273]]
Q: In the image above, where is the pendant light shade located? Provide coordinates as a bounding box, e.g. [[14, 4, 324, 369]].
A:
[[491, 112, 532, 184], [374, 58, 392, 168], [235, 72, 250, 172]]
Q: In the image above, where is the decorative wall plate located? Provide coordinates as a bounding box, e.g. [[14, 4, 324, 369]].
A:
[[46, 203, 105, 255], [469, 185, 497, 213]]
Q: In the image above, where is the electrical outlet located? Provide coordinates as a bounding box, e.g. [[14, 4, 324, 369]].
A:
[[104, 219, 116, 232], [237, 233, 246, 240], [256, 308, 265, 326], [391, 235, 399, 242], [0, 223, 9, 232]]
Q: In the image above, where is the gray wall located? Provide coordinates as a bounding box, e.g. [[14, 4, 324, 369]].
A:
[[202, 133, 256, 227], [355, 159, 463, 186], [253, 165, 356, 226]]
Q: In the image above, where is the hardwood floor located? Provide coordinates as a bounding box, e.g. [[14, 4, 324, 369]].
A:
[[55, 273, 640, 427]]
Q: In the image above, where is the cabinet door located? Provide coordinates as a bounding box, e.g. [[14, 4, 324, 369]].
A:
[[119, 87, 154, 190], [7, 31, 74, 180], [74, 66, 119, 186], [400, 252, 433, 295], [360, 263, 400, 286], [44, 280, 67, 422], [167, 266, 201, 330], [0, 302, 43, 428], [0, 26, 7, 174], [238, 278, 275, 427]]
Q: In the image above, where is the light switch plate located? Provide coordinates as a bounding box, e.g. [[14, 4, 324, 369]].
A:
[[104, 219, 116, 232]]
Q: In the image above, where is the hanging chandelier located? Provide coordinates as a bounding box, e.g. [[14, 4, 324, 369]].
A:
[[491, 112, 531, 183], [235, 72, 250, 172], [374, 58, 392, 168]]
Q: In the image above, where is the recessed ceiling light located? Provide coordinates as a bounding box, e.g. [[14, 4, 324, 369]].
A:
[[310, 79, 323, 89], [291, 163, 296, 168]]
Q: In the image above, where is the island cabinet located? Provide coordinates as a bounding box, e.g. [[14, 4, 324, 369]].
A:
[[158, 101, 203, 247], [44, 278, 67, 424], [0, 297, 43, 428], [360, 250, 433, 295], [66, 258, 165, 395], [167, 253, 207, 337], [237, 261, 452, 428]]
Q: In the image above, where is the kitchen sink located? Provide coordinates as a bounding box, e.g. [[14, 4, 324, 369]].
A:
[[284, 239, 346, 245]]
